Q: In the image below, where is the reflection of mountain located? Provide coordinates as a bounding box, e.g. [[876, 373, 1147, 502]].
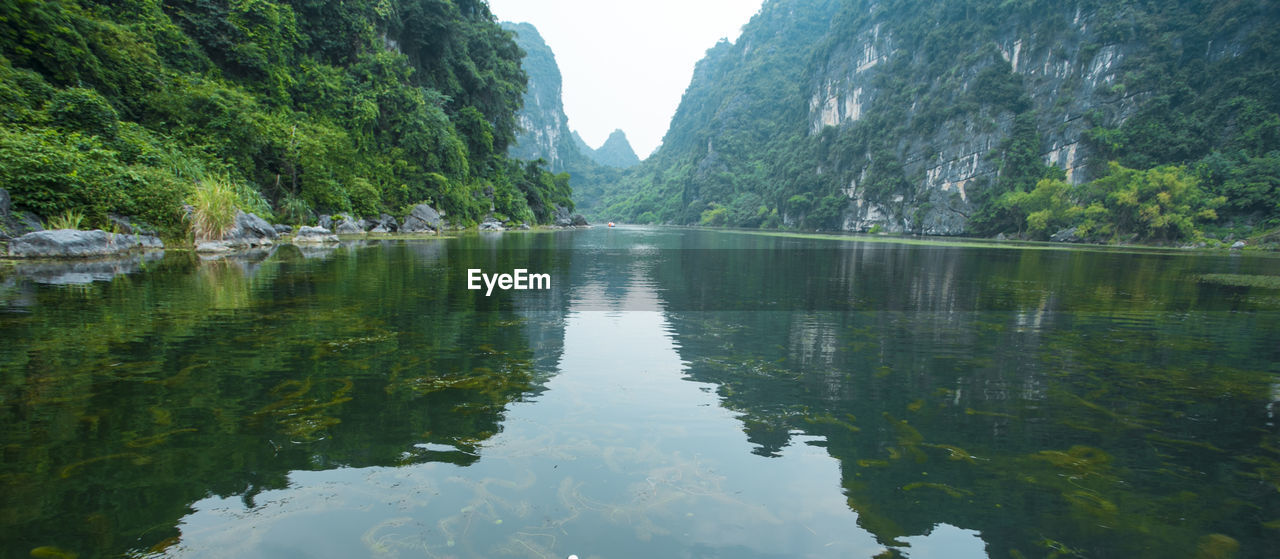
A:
[[648, 239, 1280, 557], [5, 230, 1279, 558], [0, 241, 569, 557]]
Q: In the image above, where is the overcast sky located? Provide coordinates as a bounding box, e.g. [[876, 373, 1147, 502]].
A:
[[486, 0, 762, 159]]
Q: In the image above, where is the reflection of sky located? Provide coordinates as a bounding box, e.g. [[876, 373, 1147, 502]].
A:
[[164, 230, 992, 558], [902, 524, 987, 558]]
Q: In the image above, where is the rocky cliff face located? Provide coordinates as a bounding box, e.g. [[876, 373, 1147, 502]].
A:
[[503, 22, 639, 174], [599, 0, 1277, 234], [502, 22, 593, 172], [808, 3, 1175, 234]]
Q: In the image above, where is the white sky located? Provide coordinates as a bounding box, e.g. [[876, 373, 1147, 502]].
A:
[[487, 0, 763, 159]]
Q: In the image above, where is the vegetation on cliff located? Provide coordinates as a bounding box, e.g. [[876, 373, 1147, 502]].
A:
[[0, 0, 573, 240], [593, 0, 1279, 245]]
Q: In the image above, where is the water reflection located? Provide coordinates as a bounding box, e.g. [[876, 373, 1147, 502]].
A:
[[2, 251, 167, 286], [1, 228, 1277, 558], [158, 237, 895, 558], [0, 241, 550, 557]]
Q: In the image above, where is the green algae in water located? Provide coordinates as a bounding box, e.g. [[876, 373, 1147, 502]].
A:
[[1030, 446, 1112, 474], [59, 452, 150, 478], [1196, 534, 1240, 559], [901, 482, 974, 498], [29, 545, 78, 559], [5, 228, 1280, 559], [124, 428, 197, 448], [920, 443, 980, 463], [1198, 273, 1280, 289], [1063, 490, 1118, 517], [804, 413, 861, 433]]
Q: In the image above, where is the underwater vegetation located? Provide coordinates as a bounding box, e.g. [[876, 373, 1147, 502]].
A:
[[2, 229, 1277, 557], [0, 243, 553, 557], [666, 303, 1280, 557]]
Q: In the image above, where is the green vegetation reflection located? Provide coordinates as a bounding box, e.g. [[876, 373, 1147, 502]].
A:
[[0, 242, 555, 557]]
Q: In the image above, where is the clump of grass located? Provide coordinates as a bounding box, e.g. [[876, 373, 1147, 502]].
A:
[[277, 193, 312, 225], [188, 176, 239, 241], [46, 208, 85, 230]]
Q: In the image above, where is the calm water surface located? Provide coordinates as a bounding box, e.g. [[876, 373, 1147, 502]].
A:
[[2, 227, 1278, 558]]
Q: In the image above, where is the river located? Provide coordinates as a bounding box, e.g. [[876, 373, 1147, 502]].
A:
[[2, 226, 1278, 558]]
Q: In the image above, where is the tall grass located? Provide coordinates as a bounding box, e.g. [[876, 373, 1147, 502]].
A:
[[278, 193, 312, 225], [188, 176, 239, 241], [46, 209, 85, 230]]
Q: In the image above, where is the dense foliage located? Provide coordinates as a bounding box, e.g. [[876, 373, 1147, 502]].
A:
[[593, 0, 1279, 244], [0, 0, 572, 239]]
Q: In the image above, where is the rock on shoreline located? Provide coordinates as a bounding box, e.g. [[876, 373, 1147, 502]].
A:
[[293, 226, 339, 244], [8, 229, 164, 258], [195, 211, 279, 252]]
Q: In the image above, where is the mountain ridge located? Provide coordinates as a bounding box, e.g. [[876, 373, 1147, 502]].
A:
[[595, 0, 1280, 243], [502, 21, 637, 210], [589, 129, 641, 169]]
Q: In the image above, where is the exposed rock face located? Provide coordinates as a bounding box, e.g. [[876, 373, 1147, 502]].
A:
[[570, 214, 589, 227], [553, 205, 573, 227], [334, 217, 363, 235], [293, 226, 339, 244], [273, 224, 293, 234], [479, 217, 505, 231], [0, 187, 11, 240], [1049, 227, 1081, 243], [602, 0, 1271, 235], [195, 211, 278, 252], [0, 187, 43, 241], [9, 229, 164, 258], [319, 213, 364, 235], [401, 204, 443, 232], [805, 6, 1149, 235], [233, 211, 277, 241], [373, 214, 399, 234], [501, 22, 597, 174]]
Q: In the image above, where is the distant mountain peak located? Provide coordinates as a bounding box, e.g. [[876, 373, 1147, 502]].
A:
[[504, 22, 638, 171], [592, 129, 640, 169]]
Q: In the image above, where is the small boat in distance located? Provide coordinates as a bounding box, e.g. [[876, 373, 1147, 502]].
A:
[[608, 222, 616, 228]]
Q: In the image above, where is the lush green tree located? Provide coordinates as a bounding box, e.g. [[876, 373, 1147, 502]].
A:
[[1079, 162, 1223, 242], [0, 0, 571, 238]]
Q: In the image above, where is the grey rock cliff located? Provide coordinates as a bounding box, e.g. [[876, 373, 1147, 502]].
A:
[[806, 6, 1148, 234], [502, 22, 596, 173], [606, 0, 1272, 235]]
